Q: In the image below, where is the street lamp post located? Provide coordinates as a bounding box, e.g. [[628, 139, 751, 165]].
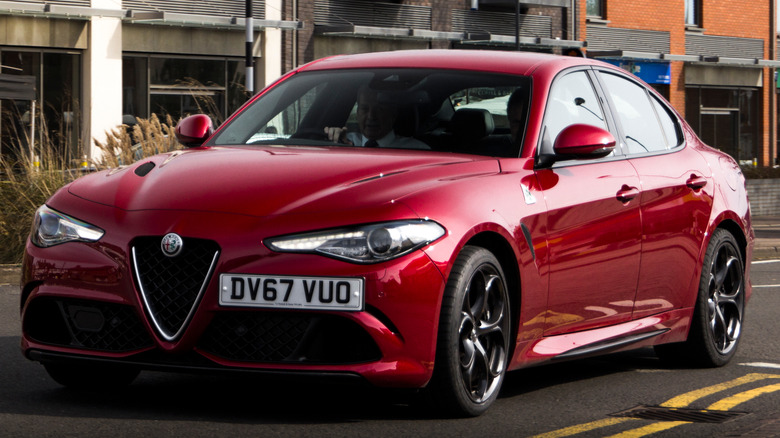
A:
[[245, 0, 254, 96], [515, 1, 520, 50]]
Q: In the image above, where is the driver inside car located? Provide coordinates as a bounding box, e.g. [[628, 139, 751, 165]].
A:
[[324, 87, 429, 150]]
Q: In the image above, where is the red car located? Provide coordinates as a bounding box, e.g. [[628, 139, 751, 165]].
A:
[[21, 50, 752, 416]]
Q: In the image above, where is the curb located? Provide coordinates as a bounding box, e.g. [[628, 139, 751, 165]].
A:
[[753, 246, 780, 260], [0, 264, 20, 286]]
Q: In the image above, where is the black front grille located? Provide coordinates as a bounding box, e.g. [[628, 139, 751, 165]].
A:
[[24, 297, 154, 352], [199, 312, 382, 364], [132, 236, 220, 340]]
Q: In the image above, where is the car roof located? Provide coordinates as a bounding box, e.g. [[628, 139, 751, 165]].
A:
[[298, 49, 607, 77]]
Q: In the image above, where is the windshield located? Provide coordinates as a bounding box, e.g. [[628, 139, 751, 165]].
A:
[[210, 69, 531, 157]]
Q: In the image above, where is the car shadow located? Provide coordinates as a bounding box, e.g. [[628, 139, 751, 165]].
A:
[[1, 336, 429, 423], [499, 347, 671, 398], [0, 334, 676, 423]]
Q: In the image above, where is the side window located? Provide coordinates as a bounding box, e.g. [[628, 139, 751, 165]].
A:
[[542, 70, 608, 148], [600, 72, 670, 154], [651, 96, 683, 149]]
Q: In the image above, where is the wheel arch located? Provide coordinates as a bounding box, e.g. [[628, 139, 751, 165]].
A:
[[714, 219, 749, 268], [463, 231, 522, 355]]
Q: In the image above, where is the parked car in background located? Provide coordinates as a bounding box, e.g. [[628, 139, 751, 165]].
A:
[[21, 50, 752, 416]]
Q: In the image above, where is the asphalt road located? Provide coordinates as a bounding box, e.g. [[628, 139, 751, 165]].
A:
[[1, 259, 779, 437]]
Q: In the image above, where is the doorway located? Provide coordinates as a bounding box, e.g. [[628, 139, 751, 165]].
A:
[[699, 106, 739, 161]]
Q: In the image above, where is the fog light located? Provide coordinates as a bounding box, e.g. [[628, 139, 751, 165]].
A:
[[68, 306, 105, 333]]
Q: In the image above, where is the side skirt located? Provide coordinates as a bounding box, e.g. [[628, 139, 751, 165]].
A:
[[553, 328, 669, 361], [510, 307, 694, 368]]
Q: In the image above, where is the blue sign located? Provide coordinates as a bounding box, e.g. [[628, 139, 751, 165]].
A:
[[602, 60, 671, 85]]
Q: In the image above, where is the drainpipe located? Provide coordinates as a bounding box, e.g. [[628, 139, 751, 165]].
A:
[[571, 0, 577, 41], [293, 0, 298, 69], [771, 0, 777, 167]]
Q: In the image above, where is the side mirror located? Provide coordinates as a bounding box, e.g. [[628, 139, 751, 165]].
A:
[[553, 124, 615, 160], [175, 114, 214, 148]]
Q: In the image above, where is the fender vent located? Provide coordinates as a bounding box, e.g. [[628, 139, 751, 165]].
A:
[[610, 405, 750, 424]]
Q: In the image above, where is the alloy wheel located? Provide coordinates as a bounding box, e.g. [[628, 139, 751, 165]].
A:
[[457, 264, 509, 404]]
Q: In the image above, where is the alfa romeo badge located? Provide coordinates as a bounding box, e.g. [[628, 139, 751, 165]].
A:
[[161, 233, 184, 257]]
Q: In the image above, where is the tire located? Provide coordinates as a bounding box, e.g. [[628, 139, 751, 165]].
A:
[[429, 246, 511, 417], [44, 362, 140, 390], [655, 229, 745, 367]]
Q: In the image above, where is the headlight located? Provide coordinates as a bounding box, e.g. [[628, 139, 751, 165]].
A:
[[265, 220, 446, 264], [31, 205, 104, 248]]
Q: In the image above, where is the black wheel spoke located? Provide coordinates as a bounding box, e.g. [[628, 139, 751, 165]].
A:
[[460, 312, 476, 369], [712, 256, 728, 290], [709, 304, 728, 350], [466, 271, 487, 323], [463, 336, 490, 398]]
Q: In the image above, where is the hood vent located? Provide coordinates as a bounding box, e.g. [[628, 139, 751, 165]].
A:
[[134, 162, 156, 177]]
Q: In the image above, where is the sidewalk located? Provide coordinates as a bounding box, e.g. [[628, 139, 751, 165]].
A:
[[752, 215, 780, 260]]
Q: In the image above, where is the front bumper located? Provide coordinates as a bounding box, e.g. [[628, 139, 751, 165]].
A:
[[20, 208, 447, 389]]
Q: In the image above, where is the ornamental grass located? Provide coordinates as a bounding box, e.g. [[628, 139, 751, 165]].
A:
[[0, 112, 181, 264]]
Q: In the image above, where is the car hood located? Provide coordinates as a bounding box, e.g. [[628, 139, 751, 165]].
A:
[[67, 146, 500, 217]]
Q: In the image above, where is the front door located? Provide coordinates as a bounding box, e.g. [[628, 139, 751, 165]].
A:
[[538, 69, 642, 335]]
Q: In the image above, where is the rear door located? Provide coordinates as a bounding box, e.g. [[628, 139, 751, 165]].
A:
[[594, 70, 714, 318]]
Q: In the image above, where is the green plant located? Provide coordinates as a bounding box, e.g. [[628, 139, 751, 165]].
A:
[[0, 128, 81, 264], [1, 113, 181, 264], [94, 113, 181, 168]]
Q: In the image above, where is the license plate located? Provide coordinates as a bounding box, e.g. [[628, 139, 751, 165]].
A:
[[219, 274, 364, 311]]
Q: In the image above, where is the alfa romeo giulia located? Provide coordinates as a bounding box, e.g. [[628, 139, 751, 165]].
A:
[[21, 50, 752, 416]]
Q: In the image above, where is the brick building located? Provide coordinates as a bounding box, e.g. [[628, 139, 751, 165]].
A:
[[1, 0, 778, 167], [277, 0, 778, 167], [582, 0, 778, 167], [281, 0, 581, 72]]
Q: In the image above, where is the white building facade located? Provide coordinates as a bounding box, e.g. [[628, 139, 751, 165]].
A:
[[0, 0, 299, 163]]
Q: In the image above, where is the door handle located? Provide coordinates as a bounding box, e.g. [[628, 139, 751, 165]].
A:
[[616, 185, 639, 203], [686, 174, 707, 190]]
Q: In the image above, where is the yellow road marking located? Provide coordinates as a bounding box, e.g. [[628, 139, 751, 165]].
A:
[[708, 382, 780, 411], [532, 373, 780, 438], [661, 373, 780, 408], [603, 421, 691, 438], [529, 418, 636, 438]]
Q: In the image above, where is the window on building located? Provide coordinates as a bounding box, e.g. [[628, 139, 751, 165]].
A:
[[0, 49, 80, 166], [123, 55, 247, 128], [685, 0, 701, 27], [686, 86, 761, 164], [586, 0, 604, 18]]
